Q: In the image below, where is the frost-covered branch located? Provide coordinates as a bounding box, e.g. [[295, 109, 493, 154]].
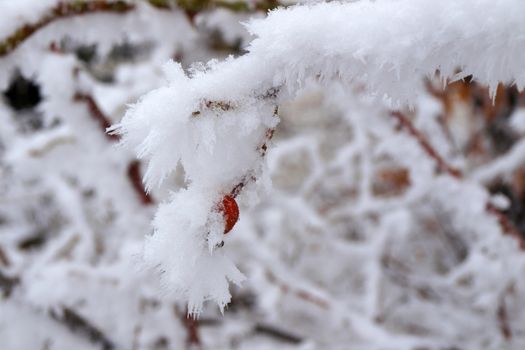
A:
[[73, 92, 119, 141], [50, 306, 115, 350], [0, 0, 134, 57], [116, 0, 525, 315], [180, 306, 202, 348], [150, 0, 281, 16], [391, 111, 463, 178], [392, 111, 525, 248], [0, 0, 283, 58], [4, 0, 525, 347]]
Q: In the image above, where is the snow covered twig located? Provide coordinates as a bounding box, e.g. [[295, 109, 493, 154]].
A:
[[116, 0, 525, 315]]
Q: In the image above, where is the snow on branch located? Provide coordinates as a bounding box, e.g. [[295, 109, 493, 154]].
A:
[[392, 111, 525, 249], [0, 0, 282, 58], [0, 0, 134, 57], [116, 0, 525, 315]]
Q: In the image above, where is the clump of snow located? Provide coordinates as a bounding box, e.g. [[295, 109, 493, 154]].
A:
[[144, 188, 245, 315], [114, 61, 278, 314]]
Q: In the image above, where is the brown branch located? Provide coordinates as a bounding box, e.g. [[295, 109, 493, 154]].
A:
[[266, 270, 329, 309], [497, 299, 512, 341], [497, 284, 515, 341], [391, 111, 462, 178], [192, 89, 280, 118], [193, 317, 304, 345], [183, 313, 202, 348], [73, 92, 119, 141], [0, 271, 19, 297], [73, 93, 153, 206], [50, 306, 114, 350], [150, 0, 282, 18], [174, 305, 202, 349], [192, 99, 235, 117], [0, 245, 10, 267], [487, 203, 525, 249], [0, 1, 134, 57], [0, 0, 285, 58], [229, 174, 256, 199], [128, 161, 154, 205], [229, 106, 278, 198], [253, 323, 302, 344], [391, 111, 525, 249]]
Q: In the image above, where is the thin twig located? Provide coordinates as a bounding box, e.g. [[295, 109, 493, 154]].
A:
[[50, 306, 114, 350], [73, 92, 119, 141], [497, 298, 512, 340], [391, 111, 525, 249], [229, 105, 279, 198], [391, 111, 462, 178], [0, 1, 134, 57], [487, 203, 525, 249], [127, 161, 153, 205], [150, 0, 281, 19], [0, 0, 284, 58], [195, 317, 303, 344], [253, 323, 302, 344], [183, 314, 201, 348], [192, 99, 235, 117], [0, 271, 19, 297], [74, 93, 153, 206], [266, 270, 330, 309], [0, 245, 10, 267], [174, 305, 202, 349]]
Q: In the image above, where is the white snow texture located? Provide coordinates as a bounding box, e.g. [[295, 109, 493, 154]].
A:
[[115, 0, 525, 315]]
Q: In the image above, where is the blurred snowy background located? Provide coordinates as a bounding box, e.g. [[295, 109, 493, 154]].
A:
[[1, 1, 525, 349]]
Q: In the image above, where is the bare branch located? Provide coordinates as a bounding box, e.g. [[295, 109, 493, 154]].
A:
[[266, 270, 330, 309], [391, 111, 462, 178], [50, 306, 115, 350], [73, 92, 119, 141], [128, 161, 154, 205], [174, 305, 202, 349], [0, 245, 10, 267], [253, 323, 302, 344]]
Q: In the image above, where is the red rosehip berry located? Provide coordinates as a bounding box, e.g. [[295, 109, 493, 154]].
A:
[[218, 195, 239, 234]]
